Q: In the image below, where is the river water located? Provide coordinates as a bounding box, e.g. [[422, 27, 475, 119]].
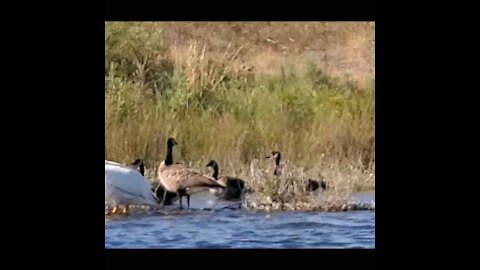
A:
[[105, 191, 375, 248]]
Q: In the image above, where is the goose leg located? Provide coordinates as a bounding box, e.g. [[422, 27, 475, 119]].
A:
[[186, 194, 190, 209], [178, 193, 183, 209], [162, 189, 167, 207]]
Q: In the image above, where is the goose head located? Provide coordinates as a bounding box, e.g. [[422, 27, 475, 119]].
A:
[[130, 159, 145, 176], [205, 160, 220, 180], [167, 137, 178, 148]]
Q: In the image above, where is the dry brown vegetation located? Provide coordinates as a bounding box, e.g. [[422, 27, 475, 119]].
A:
[[147, 22, 374, 88]]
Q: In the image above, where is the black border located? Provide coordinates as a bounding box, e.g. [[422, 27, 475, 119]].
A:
[[105, 1, 374, 21], [15, 11, 106, 267]]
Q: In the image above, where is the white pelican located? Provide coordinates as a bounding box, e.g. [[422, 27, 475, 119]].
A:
[[105, 160, 158, 214]]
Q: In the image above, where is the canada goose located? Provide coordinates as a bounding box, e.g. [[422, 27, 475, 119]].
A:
[[105, 160, 158, 215], [206, 160, 245, 201], [157, 138, 226, 209], [265, 151, 328, 192]]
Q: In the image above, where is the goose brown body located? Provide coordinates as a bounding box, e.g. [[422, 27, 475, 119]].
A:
[[159, 161, 222, 192]]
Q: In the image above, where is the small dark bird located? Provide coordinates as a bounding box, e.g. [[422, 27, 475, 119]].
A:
[[307, 178, 328, 191]]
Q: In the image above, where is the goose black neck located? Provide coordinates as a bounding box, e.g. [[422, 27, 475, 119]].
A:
[[130, 159, 145, 176], [165, 145, 174, 166], [275, 153, 281, 166], [138, 163, 145, 176], [274, 153, 281, 176], [212, 163, 219, 179]]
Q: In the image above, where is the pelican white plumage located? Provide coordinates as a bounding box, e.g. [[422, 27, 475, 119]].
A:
[[105, 160, 158, 214]]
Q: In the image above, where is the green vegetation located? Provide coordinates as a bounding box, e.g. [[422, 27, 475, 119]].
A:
[[105, 22, 375, 211]]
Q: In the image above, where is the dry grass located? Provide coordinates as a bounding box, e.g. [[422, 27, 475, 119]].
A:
[[157, 22, 375, 88]]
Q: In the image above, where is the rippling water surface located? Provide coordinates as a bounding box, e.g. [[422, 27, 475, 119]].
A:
[[105, 192, 375, 248]]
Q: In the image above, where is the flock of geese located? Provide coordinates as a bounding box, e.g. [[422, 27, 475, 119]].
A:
[[105, 137, 328, 215]]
